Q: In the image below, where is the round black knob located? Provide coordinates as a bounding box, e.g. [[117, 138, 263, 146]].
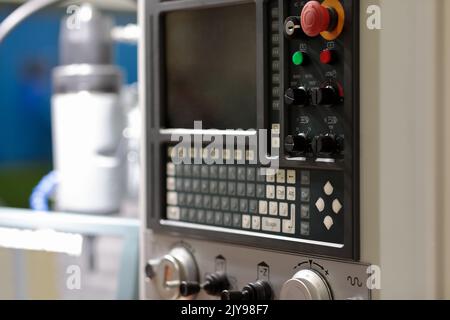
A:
[[180, 281, 201, 297], [180, 272, 230, 297], [313, 134, 338, 157], [285, 134, 309, 155], [284, 16, 302, 39], [285, 87, 308, 106], [310, 86, 338, 106], [221, 280, 273, 301]]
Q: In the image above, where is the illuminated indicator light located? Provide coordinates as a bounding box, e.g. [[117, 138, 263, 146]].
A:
[[320, 49, 334, 64], [292, 51, 304, 66]]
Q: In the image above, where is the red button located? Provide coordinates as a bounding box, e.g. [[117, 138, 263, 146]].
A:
[[320, 49, 334, 64], [300, 1, 331, 37]]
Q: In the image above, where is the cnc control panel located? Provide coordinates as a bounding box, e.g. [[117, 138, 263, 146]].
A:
[[142, 0, 364, 300]]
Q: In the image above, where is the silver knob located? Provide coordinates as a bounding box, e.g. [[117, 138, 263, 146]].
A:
[[280, 269, 332, 300], [146, 247, 199, 300]]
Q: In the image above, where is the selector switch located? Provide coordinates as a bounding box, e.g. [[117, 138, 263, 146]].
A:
[[313, 134, 339, 158], [221, 280, 273, 301], [310, 85, 339, 106], [285, 133, 310, 156], [285, 86, 308, 106], [180, 272, 230, 297]]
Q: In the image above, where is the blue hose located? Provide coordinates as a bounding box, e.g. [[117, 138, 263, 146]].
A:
[[29, 171, 58, 211]]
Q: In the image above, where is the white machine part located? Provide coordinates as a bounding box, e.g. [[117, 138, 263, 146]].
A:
[[52, 90, 124, 214]]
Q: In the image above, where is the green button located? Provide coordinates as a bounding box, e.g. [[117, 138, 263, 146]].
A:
[[292, 51, 304, 66]]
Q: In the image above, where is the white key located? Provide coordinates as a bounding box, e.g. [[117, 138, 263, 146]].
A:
[[266, 185, 276, 199], [315, 198, 325, 212], [324, 216, 334, 230], [272, 123, 280, 134], [266, 169, 276, 183], [287, 170, 296, 184], [272, 137, 280, 148], [276, 186, 286, 200], [276, 170, 286, 183], [252, 216, 261, 230], [287, 187, 296, 201], [283, 204, 296, 234], [167, 192, 178, 206], [324, 181, 334, 196], [269, 202, 278, 216], [332, 199, 343, 214], [259, 201, 268, 215], [242, 215, 251, 229], [262, 217, 281, 233], [235, 149, 243, 161], [279, 203, 289, 217], [246, 150, 255, 161], [167, 206, 180, 220], [166, 163, 175, 176], [167, 178, 176, 191]]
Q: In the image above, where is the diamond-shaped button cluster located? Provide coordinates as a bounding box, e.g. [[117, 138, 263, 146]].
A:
[[314, 181, 343, 231]]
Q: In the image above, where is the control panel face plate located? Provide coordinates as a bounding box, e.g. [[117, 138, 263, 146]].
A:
[[144, 233, 370, 300], [143, 0, 359, 260]]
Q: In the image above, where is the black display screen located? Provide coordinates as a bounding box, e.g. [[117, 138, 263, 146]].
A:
[[164, 4, 257, 129]]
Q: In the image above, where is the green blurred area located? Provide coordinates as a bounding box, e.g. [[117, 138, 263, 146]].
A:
[[0, 163, 52, 208]]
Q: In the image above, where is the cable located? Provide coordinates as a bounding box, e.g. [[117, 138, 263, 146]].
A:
[[0, 0, 62, 44]]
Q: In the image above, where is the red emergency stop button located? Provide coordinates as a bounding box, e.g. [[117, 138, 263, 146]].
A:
[[301, 1, 334, 37]]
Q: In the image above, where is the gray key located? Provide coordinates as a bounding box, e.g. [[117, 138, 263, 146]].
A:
[[219, 182, 228, 195], [256, 184, 266, 198], [224, 213, 233, 227], [249, 200, 258, 214], [210, 166, 219, 179], [201, 180, 209, 193], [233, 214, 242, 228], [247, 168, 256, 181], [183, 165, 192, 177], [237, 167, 246, 181], [197, 210, 206, 223], [228, 182, 236, 196], [301, 188, 310, 202], [192, 180, 201, 193], [301, 171, 310, 185], [240, 199, 248, 213], [230, 198, 239, 212], [180, 208, 189, 221], [247, 184, 256, 197], [206, 211, 215, 224], [176, 179, 183, 191], [183, 179, 192, 191], [201, 166, 209, 179], [301, 204, 310, 219], [178, 193, 186, 206], [237, 183, 246, 196], [256, 169, 266, 182], [195, 195, 203, 208], [188, 209, 197, 222], [203, 196, 212, 209], [175, 165, 183, 176], [214, 212, 224, 226], [212, 197, 221, 210], [301, 222, 310, 236], [192, 165, 201, 178], [210, 181, 218, 194], [221, 197, 230, 211], [219, 166, 227, 179], [187, 194, 195, 206], [228, 167, 237, 180]]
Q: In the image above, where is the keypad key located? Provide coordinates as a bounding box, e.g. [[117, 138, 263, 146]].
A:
[[247, 184, 256, 197], [167, 207, 180, 220], [195, 195, 203, 208], [287, 187, 296, 201], [276, 170, 286, 183], [178, 193, 186, 206], [201, 180, 209, 193], [180, 208, 189, 221], [197, 210, 206, 223], [219, 166, 228, 179], [167, 192, 178, 205], [203, 196, 211, 209], [221, 197, 230, 211], [192, 165, 201, 178], [228, 182, 236, 196], [224, 213, 233, 226], [249, 200, 258, 214], [256, 184, 266, 198], [214, 212, 224, 226], [187, 194, 195, 206], [237, 183, 246, 196], [188, 209, 197, 222], [175, 165, 183, 176], [176, 179, 183, 191], [167, 178, 176, 191], [266, 185, 275, 199], [206, 211, 215, 224], [247, 168, 256, 181], [301, 204, 310, 219], [301, 188, 310, 202], [192, 180, 201, 193], [301, 221, 310, 236], [212, 196, 221, 210], [201, 166, 209, 179], [269, 202, 278, 216], [230, 198, 239, 212], [210, 181, 218, 194], [252, 216, 261, 230], [219, 182, 228, 195], [167, 163, 175, 176], [276, 186, 286, 200], [237, 167, 246, 181], [242, 215, 251, 229], [210, 166, 219, 179], [184, 179, 192, 191], [279, 202, 289, 217], [240, 199, 249, 213], [228, 167, 237, 180], [301, 171, 310, 185], [287, 170, 296, 184], [259, 201, 268, 215], [233, 214, 242, 228], [256, 169, 266, 182], [262, 217, 281, 233]]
